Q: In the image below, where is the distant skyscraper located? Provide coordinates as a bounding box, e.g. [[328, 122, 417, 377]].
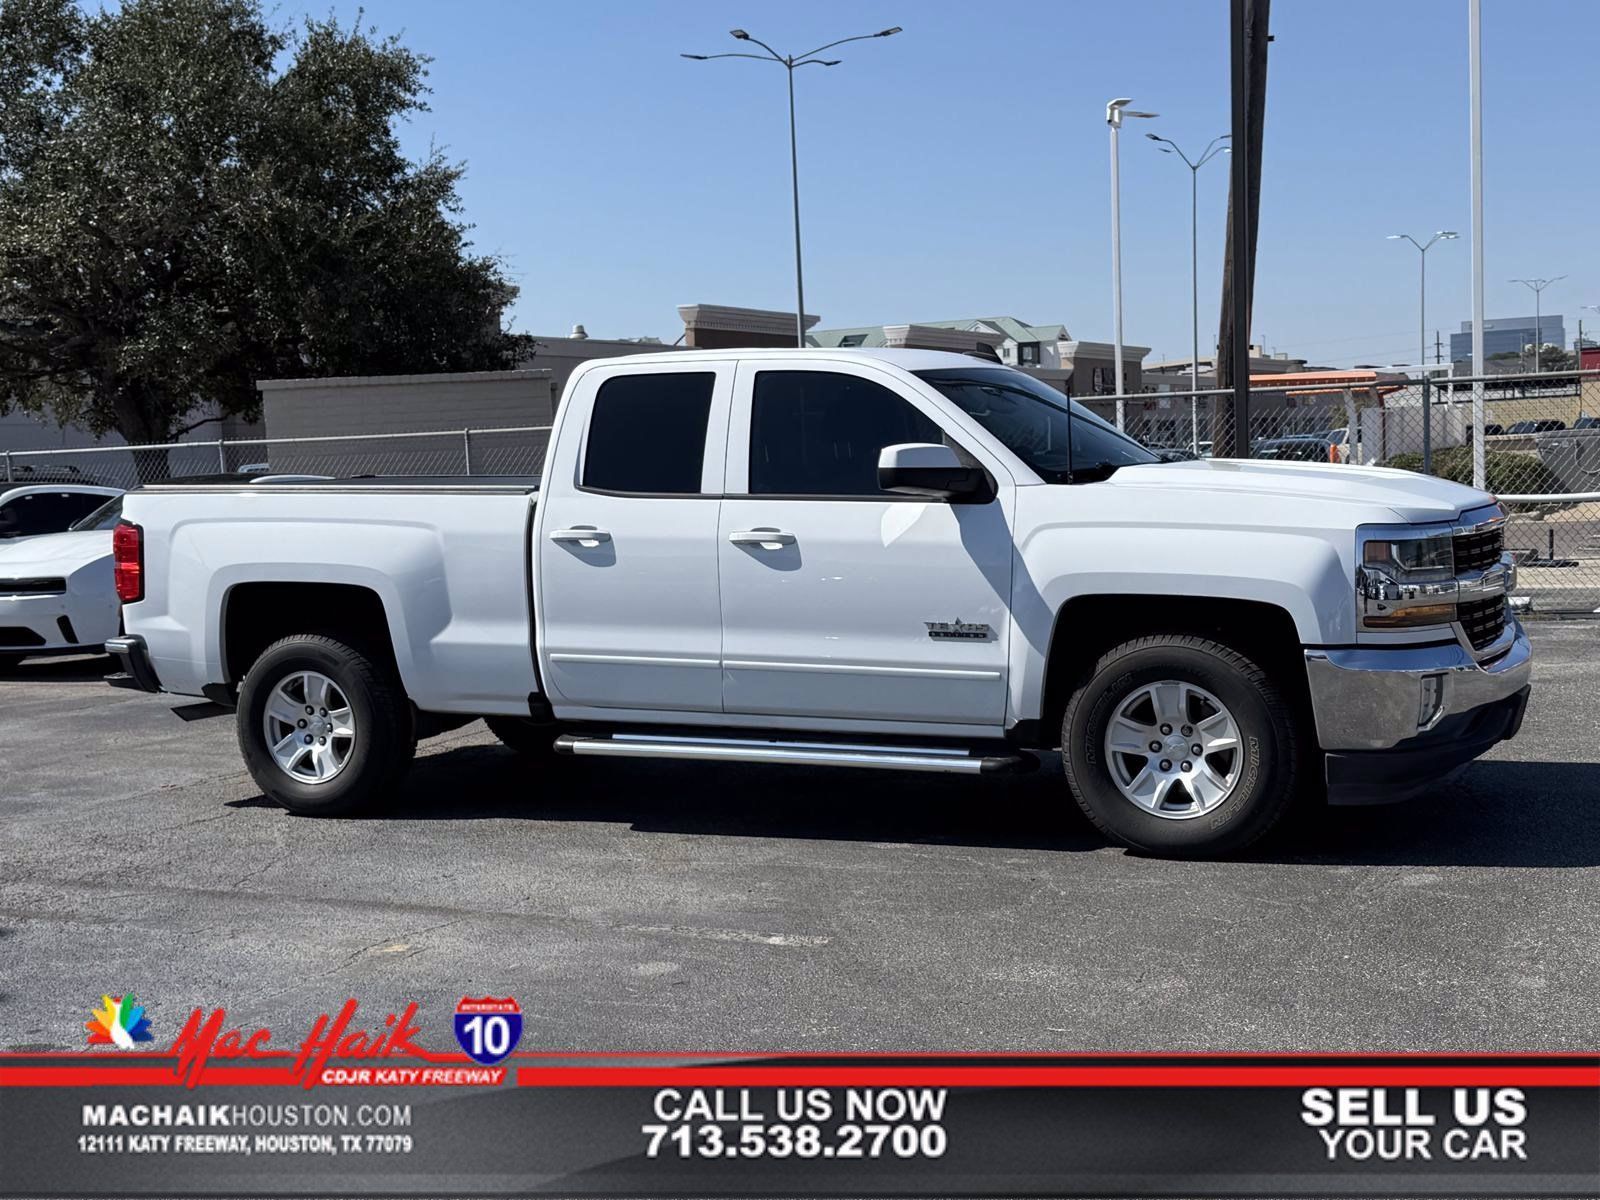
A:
[[1449, 315, 1565, 363]]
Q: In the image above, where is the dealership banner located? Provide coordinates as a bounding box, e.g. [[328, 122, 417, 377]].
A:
[[1, 1000, 1597, 1197]]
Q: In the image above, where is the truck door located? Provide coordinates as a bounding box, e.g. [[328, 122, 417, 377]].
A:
[[534, 361, 731, 713], [717, 360, 1014, 727]]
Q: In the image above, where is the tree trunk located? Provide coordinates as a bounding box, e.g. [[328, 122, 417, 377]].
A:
[[110, 388, 174, 484]]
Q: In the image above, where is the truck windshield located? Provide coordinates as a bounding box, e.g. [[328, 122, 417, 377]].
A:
[[914, 368, 1159, 484]]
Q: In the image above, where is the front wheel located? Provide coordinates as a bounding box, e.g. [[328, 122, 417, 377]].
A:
[[1062, 634, 1300, 858], [237, 635, 415, 816]]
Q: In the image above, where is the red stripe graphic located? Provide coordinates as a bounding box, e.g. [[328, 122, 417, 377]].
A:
[[4, 1063, 1595, 1088]]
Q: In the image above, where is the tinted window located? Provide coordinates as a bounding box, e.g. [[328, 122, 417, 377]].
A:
[[71, 496, 124, 531], [749, 371, 945, 496], [915, 368, 1158, 484], [0, 492, 107, 536], [582, 372, 716, 494]]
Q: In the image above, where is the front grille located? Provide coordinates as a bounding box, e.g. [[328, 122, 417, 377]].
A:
[[0, 577, 66, 596], [1453, 525, 1503, 574], [1458, 595, 1506, 651]]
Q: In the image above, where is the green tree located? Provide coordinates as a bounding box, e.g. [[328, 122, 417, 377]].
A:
[[0, 0, 528, 449]]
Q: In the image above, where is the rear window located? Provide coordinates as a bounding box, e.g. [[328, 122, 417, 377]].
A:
[[582, 372, 716, 494]]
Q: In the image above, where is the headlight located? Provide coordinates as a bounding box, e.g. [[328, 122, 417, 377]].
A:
[[1356, 527, 1456, 629]]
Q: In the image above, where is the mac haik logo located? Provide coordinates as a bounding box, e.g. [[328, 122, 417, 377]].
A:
[[86, 994, 154, 1048], [453, 997, 522, 1065], [169, 999, 423, 1088], [925, 617, 993, 640]]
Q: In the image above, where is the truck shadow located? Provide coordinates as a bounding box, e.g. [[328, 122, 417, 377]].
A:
[[384, 744, 1101, 853], [373, 743, 1600, 868], [0, 653, 115, 683]]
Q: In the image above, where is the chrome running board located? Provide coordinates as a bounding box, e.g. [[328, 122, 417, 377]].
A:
[[552, 732, 1036, 775]]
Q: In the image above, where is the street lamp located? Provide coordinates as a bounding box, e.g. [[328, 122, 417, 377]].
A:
[[1107, 97, 1158, 427], [1386, 231, 1458, 373], [1147, 132, 1229, 449], [683, 26, 903, 348], [1509, 276, 1566, 373]]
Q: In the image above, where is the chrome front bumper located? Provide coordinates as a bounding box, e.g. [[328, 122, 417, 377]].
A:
[[1303, 619, 1532, 751]]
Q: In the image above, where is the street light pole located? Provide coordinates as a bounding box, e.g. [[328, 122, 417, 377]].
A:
[[1107, 98, 1158, 428], [683, 26, 902, 348], [1510, 276, 1565, 373], [1387, 231, 1458, 375], [1147, 133, 1229, 449]]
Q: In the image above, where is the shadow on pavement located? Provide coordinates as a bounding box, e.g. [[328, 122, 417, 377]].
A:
[[224, 739, 1600, 868], [380, 742, 1105, 853], [1266, 759, 1600, 868], [0, 653, 115, 683]]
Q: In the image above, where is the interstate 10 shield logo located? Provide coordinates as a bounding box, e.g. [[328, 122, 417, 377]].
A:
[[453, 997, 522, 1065]]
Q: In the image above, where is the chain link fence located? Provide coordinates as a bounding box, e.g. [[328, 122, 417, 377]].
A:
[[1, 425, 552, 490], [5, 368, 1597, 613]]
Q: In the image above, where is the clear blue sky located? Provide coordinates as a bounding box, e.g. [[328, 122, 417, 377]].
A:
[[320, 0, 1599, 369]]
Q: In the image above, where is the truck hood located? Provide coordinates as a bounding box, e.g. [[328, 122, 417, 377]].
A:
[[0, 529, 111, 573], [1103, 458, 1492, 524]]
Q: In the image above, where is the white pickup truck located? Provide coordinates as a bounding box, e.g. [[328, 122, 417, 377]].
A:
[[106, 349, 1530, 857]]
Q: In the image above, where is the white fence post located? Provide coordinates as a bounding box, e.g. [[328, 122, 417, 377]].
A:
[[462, 429, 473, 476]]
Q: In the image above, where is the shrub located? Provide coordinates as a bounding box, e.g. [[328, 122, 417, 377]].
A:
[[1378, 447, 1565, 498]]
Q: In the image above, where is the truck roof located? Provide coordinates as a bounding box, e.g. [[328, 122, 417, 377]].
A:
[[573, 347, 1005, 373]]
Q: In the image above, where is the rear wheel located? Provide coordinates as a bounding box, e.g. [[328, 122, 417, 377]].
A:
[[485, 716, 559, 759], [237, 635, 415, 816], [1062, 634, 1299, 858]]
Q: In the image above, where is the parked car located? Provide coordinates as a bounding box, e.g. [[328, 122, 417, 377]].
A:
[[2, 463, 113, 486], [1507, 419, 1567, 434], [1251, 434, 1339, 463], [110, 349, 1529, 858], [0, 484, 123, 541], [1571, 416, 1600, 431], [0, 493, 125, 672]]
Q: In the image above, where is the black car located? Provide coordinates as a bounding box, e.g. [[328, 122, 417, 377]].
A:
[[1507, 419, 1567, 434]]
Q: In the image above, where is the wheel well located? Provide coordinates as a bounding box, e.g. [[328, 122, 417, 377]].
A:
[[1034, 595, 1311, 747], [221, 582, 398, 685]]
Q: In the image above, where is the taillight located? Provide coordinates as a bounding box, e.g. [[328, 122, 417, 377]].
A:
[[112, 521, 143, 603]]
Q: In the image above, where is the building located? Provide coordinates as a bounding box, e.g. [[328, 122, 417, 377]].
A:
[[809, 316, 1151, 397], [1448, 315, 1566, 364], [1144, 346, 1313, 390]]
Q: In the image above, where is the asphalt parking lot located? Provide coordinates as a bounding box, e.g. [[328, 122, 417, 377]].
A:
[[2, 620, 1597, 1054]]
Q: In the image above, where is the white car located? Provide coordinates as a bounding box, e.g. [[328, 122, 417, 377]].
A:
[[0, 494, 123, 672], [0, 484, 123, 541]]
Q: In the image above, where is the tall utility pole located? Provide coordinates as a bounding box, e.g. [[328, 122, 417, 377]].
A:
[[1107, 97, 1158, 427], [1469, 0, 1486, 488], [1387, 232, 1457, 374], [1218, 0, 1270, 458], [1146, 132, 1230, 441], [1510, 276, 1564, 372], [682, 26, 902, 348]]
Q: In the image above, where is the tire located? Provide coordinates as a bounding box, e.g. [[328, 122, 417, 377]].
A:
[[484, 716, 559, 759], [237, 634, 415, 816], [1061, 634, 1299, 858]]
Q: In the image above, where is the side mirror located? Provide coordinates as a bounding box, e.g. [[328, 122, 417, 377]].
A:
[[877, 443, 990, 502]]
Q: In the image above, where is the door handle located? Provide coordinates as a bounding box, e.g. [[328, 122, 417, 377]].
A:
[[550, 527, 611, 546], [729, 529, 796, 548]]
